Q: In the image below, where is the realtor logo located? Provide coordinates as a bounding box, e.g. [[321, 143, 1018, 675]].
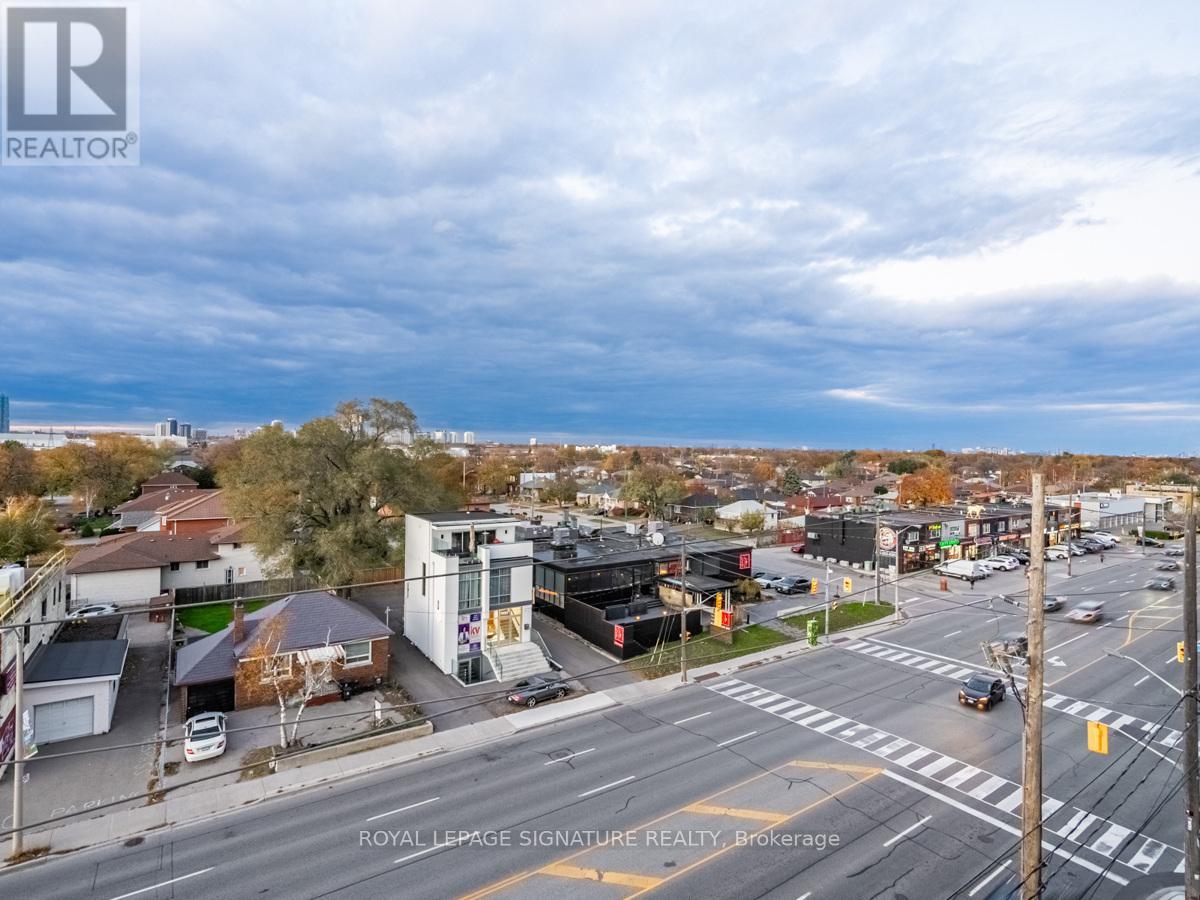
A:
[[2, 2, 139, 165]]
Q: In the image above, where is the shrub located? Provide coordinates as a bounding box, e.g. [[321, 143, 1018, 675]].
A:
[[78, 522, 95, 538]]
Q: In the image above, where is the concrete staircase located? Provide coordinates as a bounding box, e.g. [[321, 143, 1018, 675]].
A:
[[487, 641, 551, 682]]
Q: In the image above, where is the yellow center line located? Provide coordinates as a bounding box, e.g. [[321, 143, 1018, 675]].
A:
[[1049, 606, 1182, 688], [458, 760, 880, 900], [541, 864, 663, 890], [683, 803, 788, 824]]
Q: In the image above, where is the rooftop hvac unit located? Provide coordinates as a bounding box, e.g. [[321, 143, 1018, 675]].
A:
[[625, 522, 641, 535], [646, 520, 664, 534], [551, 527, 575, 549]]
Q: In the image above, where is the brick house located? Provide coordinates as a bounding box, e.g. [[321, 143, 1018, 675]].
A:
[[173, 591, 392, 718], [156, 490, 232, 535]]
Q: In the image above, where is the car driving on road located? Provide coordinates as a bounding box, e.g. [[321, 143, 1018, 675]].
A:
[[506, 674, 570, 708], [1066, 600, 1105, 623], [1147, 576, 1176, 590], [1157, 560, 1181, 571], [1043, 596, 1065, 612], [1164, 547, 1185, 557], [959, 673, 1006, 711]]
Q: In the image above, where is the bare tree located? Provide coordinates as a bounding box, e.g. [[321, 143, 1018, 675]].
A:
[[250, 616, 339, 749]]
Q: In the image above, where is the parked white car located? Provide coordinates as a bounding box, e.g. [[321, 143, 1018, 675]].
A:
[[1083, 533, 1117, 549], [183, 712, 228, 762], [71, 603, 120, 619], [980, 557, 1019, 572], [1044, 546, 1069, 561], [1091, 531, 1122, 543], [934, 560, 989, 582]]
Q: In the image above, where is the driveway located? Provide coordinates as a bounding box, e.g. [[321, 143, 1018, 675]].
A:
[[0, 618, 168, 835]]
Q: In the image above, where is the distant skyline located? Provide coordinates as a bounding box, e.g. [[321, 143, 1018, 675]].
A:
[[4, 2, 1200, 454]]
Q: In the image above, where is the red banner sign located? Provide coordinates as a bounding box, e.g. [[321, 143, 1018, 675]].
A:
[[613, 624, 625, 647]]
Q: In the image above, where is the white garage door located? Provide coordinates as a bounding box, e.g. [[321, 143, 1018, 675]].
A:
[[33, 697, 94, 744]]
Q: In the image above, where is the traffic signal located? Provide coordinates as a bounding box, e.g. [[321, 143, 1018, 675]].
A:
[[843, 577, 853, 594], [1087, 721, 1109, 755], [1179, 642, 1187, 664], [806, 619, 819, 646], [810, 578, 819, 594]]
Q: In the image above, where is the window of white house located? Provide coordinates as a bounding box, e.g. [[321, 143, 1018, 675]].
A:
[[458, 569, 481, 611], [261, 653, 292, 682], [196, 560, 209, 569], [169, 562, 180, 571], [489, 568, 511, 605], [237, 567, 246, 577], [343, 641, 372, 666]]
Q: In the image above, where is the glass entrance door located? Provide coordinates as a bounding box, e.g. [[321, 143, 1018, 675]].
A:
[[487, 607, 523, 646]]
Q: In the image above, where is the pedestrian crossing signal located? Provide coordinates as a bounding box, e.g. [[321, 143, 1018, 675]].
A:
[[1087, 721, 1109, 755], [1180, 642, 1187, 664]]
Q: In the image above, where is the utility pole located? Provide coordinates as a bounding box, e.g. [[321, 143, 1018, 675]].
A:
[[679, 534, 688, 683], [1020, 473, 1047, 900], [1183, 492, 1199, 899], [1066, 486, 1073, 577], [874, 506, 882, 604], [10, 629, 25, 859], [824, 562, 832, 641]]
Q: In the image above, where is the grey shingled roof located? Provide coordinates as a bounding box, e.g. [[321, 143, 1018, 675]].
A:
[[27, 640, 128, 683], [174, 591, 393, 687]]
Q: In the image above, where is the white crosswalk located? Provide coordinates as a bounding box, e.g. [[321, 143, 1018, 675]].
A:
[[706, 676, 1184, 878], [842, 639, 1185, 751]]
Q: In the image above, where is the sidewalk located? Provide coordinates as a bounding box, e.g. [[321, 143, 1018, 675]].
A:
[[5, 615, 905, 864]]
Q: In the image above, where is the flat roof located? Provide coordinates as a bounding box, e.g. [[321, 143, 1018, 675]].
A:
[[534, 526, 745, 570], [410, 511, 517, 525], [27, 639, 128, 683]]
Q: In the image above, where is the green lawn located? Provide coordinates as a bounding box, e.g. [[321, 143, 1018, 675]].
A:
[[177, 599, 271, 634], [784, 601, 894, 635], [626, 624, 792, 680]]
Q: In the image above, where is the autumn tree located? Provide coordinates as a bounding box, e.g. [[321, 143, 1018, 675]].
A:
[[737, 509, 766, 535], [0, 442, 42, 497], [475, 455, 520, 496], [619, 463, 685, 517], [40, 435, 169, 516], [219, 399, 461, 584], [0, 497, 61, 563], [541, 477, 580, 522], [751, 461, 776, 486], [898, 467, 953, 506], [886, 457, 927, 475]]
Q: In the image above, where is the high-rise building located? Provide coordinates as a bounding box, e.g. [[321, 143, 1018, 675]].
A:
[[463, 431, 476, 445], [0, 393, 10, 433], [192, 428, 208, 443], [166, 417, 178, 436], [529, 436, 537, 446], [446, 431, 460, 445], [154, 421, 168, 438], [180, 423, 192, 440]]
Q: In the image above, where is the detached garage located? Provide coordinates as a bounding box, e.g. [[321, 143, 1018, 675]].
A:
[[25, 640, 128, 745]]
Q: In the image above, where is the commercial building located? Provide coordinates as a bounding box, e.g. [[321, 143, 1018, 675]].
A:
[[0, 393, 9, 433], [804, 503, 1074, 574], [1048, 491, 1171, 532], [463, 431, 476, 445], [532, 525, 751, 658], [404, 511, 546, 684]]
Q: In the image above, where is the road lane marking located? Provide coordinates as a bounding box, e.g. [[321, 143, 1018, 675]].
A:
[[396, 838, 459, 864], [542, 863, 663, 890], [686, 802, 786, 824], [884, 771, 1128, 889], [943, 630, 962, 637], [716, 731, 757, 748], [1046, 632, 1089, 653], [969, 861, 1011, 897], [544, 749, 595, 766], [578, 775, 636, 797], [108, 869, 215, 900], [673, 711, 712, 726], [366, 796, 441, 821], [882, 814, 931, 847]]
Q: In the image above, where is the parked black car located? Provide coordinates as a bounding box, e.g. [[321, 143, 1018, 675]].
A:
[[506, 674, 570, 708], [959, 674, 1006, 711], [774, 575, 812, 595], [1137, 536, 1165, 548], [1006, 548, 1030, 564]]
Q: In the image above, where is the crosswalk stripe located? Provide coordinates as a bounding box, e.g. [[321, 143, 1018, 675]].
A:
[[1159, 730, 1183, 749], [851, 730, 889, 749], [1041, 798, 1063, 820], [874, 738, 910, 757], [813, 716, 852, 734], [708, 680, 740, 692], [797, 710, 833, 726], [949, 667, 974, 679], [781, 704, 816, 720], [1043, 693, 1068, 709], [845, 641, 869, 650], [933, 664, 959, 675], [875, 650, 907, 661], [916, 659, 942, 670], [1110, 714, 1138, 731], [721, 683, 758, 697], [1125, 837, 1167, 873], [994, 788, 1024, 814], [887, 653, 916, 663], [942, 766, 982, 789], [1055, 811, 1100, 842], [1063, 701, 1090, 716], [917, 756, 958, 778], [1090, 823, 1132, 857], [1085, 707, 1112, 722], [894, 748, 931, 767], [747, 693, 784, 707], [967, 775, 1009, 801], [763, 699, 801, 714]]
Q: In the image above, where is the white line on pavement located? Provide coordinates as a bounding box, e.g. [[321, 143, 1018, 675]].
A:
[[943, 630, 962, 638], [882, 815, 932, 847], [673, 711, 712, 726], [1046, 632, 1089, 653], [1135, 675, 1151, 687], [108, 869, 215, 900], [797, 894, 812, 900], [367, 796, 441, 821], [968, 861, 1011, 897], [882, 771, 1129, 888], [578, 775, 636, 798], [544, 748, 595, 766], [395, 839, 459, 864], [717, 731, 758, 748]]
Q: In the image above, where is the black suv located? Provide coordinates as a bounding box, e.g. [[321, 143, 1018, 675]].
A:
[[506, 674, 570, 708], [959, 673, 1006, 711]]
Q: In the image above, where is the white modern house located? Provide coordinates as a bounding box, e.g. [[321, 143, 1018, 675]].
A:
[[714, 499, 780, 532], [403, 511, 546, 684]]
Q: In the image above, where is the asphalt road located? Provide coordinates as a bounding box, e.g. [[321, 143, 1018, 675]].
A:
[[0, 543, 1189, 900]]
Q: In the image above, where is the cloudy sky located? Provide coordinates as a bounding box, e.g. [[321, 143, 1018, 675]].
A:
[[3, 1, 1200, 452]]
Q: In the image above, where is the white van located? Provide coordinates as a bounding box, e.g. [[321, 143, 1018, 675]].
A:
[[934, 559, 989, 582]]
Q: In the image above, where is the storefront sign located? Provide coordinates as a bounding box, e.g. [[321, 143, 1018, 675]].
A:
[[0, 710, 14, 763], [613, 624, 625, 647], [458, 612, 483, 655], [878, 527, 898, 551], [738, 551, 752, 570], [938, 538, 960, 548]]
